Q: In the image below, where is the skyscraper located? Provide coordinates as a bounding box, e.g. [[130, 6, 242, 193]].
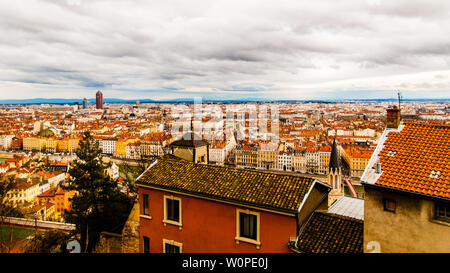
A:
[[83, 98, 88, 109], [96, 91, 103, 109]]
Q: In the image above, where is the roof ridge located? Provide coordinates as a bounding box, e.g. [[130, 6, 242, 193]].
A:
[[403, 120, 450, 128], [162, 155, 318, 180], [315, 210, 364, 223]]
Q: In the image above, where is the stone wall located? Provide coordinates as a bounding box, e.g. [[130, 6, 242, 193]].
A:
[[121, 202, 140, 253], [94, 232, 122, 253], [364, 187, 450, 253]]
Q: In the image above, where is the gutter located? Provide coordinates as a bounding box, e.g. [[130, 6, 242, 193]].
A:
[[362, 181, 450, 204], [296, 180, 331, 236]]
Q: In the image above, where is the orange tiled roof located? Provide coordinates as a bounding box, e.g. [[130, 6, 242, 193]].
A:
[[376, 121, 450, 199]]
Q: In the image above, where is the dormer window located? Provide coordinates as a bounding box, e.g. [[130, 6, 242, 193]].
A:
[[429, 170, 441, 179], [386, 151, 397, 157]]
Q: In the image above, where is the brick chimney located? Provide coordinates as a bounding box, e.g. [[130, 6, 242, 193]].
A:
[[386, 105, 401, 129]]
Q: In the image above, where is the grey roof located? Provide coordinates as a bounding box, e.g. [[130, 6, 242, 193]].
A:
[[328, 196, 364, 220]]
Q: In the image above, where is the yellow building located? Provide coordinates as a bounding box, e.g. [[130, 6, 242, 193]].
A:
[[257, 143, 279, 170], [67, 137, 81, 153], [235, 144, 258, 169], [46, 138, 58, 153], [57, 137, 81, 153], [318, 145, 331, 174], [6, 180, 40, 205], [23, 137, 46, 152], [116, 139, 134, 157], [342, 145, 372, 178], [292, 151, 307, 173]]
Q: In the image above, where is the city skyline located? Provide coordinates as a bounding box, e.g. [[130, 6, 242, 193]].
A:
[[1, 1, 450, 101]]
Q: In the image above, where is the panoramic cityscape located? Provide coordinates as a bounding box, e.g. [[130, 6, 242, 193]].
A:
[[0, 0, 449, 270], [0, 91, 448, 255]]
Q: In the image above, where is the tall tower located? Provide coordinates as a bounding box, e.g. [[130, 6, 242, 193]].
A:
[[169, 116, 209, 164], [328, 138, 343, 206], [96, 91, 103, 109], [83, 98, 88, 109]]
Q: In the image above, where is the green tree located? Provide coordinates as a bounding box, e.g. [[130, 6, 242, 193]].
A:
[[0, 177, 24, 253], [63, 132, 134, 253], [0, 177, 24, 219]]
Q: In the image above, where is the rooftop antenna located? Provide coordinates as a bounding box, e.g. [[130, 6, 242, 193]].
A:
[[397, 90, 402, 109]]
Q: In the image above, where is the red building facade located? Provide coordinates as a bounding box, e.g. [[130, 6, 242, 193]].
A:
[[138, 187, 298, 253], [136, 156, 329, 253]]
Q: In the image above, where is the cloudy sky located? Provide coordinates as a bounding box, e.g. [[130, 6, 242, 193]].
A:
[[0, 0, 450, 100]]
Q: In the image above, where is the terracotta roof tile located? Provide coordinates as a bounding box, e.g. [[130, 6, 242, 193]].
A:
[[136, 156, 317, 213], [376, 122, 450, 199], [290, 211, 363, 253]]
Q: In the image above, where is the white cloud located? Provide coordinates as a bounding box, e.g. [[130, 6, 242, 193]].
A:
[[0, 0, 449, 100]]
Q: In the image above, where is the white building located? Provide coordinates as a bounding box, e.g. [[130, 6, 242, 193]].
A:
[[225, 133, 237, 157], [126, 142, 141, 159], [0, 163, 9, 174], [336, 129, 354, 136], [96, 137, 117, 155], [0, 135, 14, 150], [47, 172, 66, 189], [354, 128, 376, 137], [140, 140, 166, 157], [277, 152, 293, 171], [107, 163, 120, 180], [208, 141, 227, 165]]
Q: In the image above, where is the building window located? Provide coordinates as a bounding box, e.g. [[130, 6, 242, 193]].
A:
[[163, 196, 182, 227], [143, 194, 149, 216], [435, 202, 450, 222], [163, 239, 182, 253], [383, 199, 396, 213], [143, 236, 150, 253], [235, 209, 261, 248]]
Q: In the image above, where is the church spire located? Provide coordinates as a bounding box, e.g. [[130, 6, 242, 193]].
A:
[[327, 137, 343, 206], [329, 137, 340, 172]]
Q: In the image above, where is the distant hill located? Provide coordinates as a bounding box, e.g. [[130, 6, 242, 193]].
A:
[[0, 98, 156, 105]]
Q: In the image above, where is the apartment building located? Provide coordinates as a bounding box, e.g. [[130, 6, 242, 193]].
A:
[[136, 155, 330, 253], [362, 109, 450, 253]]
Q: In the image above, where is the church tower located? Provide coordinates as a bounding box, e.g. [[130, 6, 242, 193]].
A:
[[169, 117, 209, 164], [328, 138, 343, 206]]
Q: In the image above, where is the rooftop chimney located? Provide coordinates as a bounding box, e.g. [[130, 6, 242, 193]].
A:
[[386, 105, 401, 129], [375, 161, 382, 174]]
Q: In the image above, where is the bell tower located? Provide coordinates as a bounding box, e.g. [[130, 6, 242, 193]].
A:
[[328, 138, 343, 206]]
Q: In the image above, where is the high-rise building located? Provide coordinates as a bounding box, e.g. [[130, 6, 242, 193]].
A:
[[96, 91, 103, 109], [83, 98, 88, 109]]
